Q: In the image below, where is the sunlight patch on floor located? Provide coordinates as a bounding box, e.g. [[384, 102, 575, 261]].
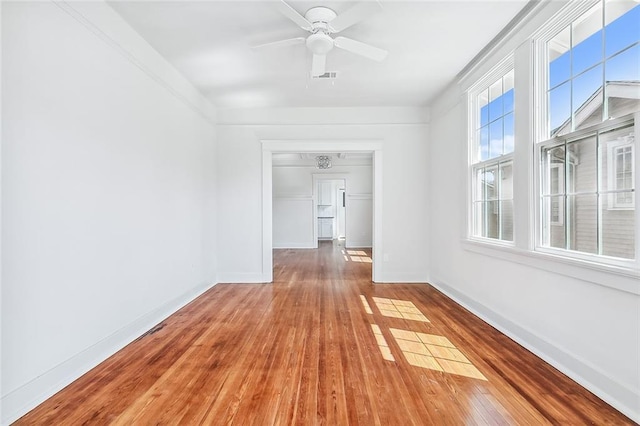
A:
[[389, 328, 487, 381], [341, 250, 372, 263], [372, 297, 430, 322], [370, 324, 395, 362], [360, 295, 373, 314]]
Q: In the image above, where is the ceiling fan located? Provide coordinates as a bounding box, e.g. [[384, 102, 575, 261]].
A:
[[254, 0, 388, 77]]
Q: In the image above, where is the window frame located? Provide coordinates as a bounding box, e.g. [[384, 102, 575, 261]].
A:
[[607, 138, 635, 210], [533, 0, 639, 270], [467, 56, 516, 244], [535, 113, 638, 269]]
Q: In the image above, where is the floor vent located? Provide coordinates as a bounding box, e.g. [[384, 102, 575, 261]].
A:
[[312, 71, 338, 79]]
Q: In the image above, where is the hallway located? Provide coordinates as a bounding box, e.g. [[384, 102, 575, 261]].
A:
[[16, 241, 632, 424]]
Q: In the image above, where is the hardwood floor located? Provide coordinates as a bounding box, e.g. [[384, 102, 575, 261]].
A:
[[16, 240, 633, 425]]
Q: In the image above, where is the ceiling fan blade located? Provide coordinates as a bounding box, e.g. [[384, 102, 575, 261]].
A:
[[334, 36, 388, 61], [277, 0, 313, 31], [312, 54, 326, 77], [328, 1, 382, 33], [251, 37, 306, 50]]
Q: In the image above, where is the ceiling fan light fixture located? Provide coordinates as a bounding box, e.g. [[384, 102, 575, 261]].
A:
[[316, 155, 332, 169], [306, 32, 334, 55]]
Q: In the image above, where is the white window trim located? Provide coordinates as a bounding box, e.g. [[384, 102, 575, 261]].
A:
[[531, 0, 600, 141], [457, 1, 639, 293], [546, 162, 565, 225], [534, 113, 638, 270], [467, 55, 515, 243], [531, 0, 640, 271]]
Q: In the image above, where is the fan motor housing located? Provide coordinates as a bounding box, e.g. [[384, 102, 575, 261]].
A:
[[306, 32, 334, 54], [304, 6, 337, 28]]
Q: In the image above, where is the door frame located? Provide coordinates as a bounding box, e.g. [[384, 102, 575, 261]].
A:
[[313, 175, 347, 247], [261, 139, 383, 283]]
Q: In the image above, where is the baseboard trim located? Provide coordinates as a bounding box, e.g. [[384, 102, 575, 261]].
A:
[[345, 243, 372, 249], [273, 242, 315, 249], [1, 281, 217, 425], [429, 278, 640, 424]]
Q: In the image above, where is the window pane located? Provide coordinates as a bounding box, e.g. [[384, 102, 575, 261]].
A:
[[479, 126, 489, 161], [500, 200, 514, 241], [606, 44, 640, 81], [504, 113, 514, 154], [600, 124, 635, 194], [479, 88, 489, 127], [484, 167, 498, 200], [567, 194, 598, 254], [573, 2, 603, 44], [550, 82, 571, 135], [572, 65, 603, 130], [486, 201, 499, 239], [568, 135, 597, 193], [542, 144, 565, 195], [572, 31, 603, 76], [503, 89, 515, 115], [489, 118, 503, 158], [549, 26, 571, 88], [543, 196, 566, 248], [504, 70, 514, 92], [605, 2, 640, 58], [500, 162, 513, 200], [489, 78, 504, 121], [601, 194, 636, 259]]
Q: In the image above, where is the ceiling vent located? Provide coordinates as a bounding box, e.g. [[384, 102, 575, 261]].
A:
[[312, 71, 338, 79]]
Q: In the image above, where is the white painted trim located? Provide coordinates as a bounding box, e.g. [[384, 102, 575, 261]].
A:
[[462, 239, 639, 295], [0, 2, 4, 423], [273, 243, 316, 249], [262, 148, 273, 282], [313, 174, 348, 249], [1, 282, 217, 425], [429, 279, 640, 424], [50, 1, 216, 124], [346, 243, 373, 249], [262, 139, 383, 283], [372, 149, 383, 282]]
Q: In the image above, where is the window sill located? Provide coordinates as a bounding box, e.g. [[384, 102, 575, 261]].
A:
[[462, 239, 639, 295]]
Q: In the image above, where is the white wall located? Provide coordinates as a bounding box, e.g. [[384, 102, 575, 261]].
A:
[[217, 107, 429, 283], [428, 2, 640, 422], [273, 166, 372, 249], [1, 2, 217, 423]]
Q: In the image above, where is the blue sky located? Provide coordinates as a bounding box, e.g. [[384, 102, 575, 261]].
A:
[[478, 3, 640, 161], [549, 4, 640, 133]]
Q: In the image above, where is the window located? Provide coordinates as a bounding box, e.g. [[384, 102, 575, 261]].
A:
[[545, 1, 640, 137], [469, 64, 514, 242], [537, 1, 638, 263], [608, 135, 635, 209], [540, 119, 635, 259]]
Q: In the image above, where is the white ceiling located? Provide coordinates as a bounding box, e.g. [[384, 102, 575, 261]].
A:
[[108, 0, 529, 109]]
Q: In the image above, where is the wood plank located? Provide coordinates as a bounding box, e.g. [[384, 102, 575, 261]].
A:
[[15, 241, 635, 425]]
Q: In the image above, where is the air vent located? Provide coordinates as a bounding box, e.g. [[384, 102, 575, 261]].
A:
[[312, 71, 338, 79]]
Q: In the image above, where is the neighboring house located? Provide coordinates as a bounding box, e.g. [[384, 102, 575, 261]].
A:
[[547, 81, 638, 258]]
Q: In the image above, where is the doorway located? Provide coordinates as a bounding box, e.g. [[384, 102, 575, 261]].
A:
[[261, 140, 383, 283], [314, 177, 347, 246]]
